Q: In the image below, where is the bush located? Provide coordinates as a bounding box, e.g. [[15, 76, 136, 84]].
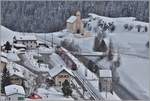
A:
[[124, 24, 128, 30], [4, 41, 12, 53], [144, 26, 148, 32], [136, 25, 142, 32]]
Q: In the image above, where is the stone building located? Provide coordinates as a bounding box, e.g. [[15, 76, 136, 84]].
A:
[[66, 11, 84, 35]]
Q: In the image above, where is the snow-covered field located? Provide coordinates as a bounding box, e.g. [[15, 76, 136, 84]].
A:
[[112, 29, 149, 99]]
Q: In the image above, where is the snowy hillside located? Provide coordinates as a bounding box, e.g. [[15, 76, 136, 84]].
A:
[[0, 12, 149, 100]]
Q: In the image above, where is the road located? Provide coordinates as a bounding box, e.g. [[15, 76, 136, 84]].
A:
[[114, 82, 138, 100]]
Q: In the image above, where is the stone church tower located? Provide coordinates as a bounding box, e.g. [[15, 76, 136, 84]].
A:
[[75, 11, 84, 35]]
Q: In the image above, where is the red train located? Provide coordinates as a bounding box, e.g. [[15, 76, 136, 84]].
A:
[[56, 47, 77, 70]]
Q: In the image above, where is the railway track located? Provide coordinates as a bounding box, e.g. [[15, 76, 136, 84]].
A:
[[73, 71, 104, 100]]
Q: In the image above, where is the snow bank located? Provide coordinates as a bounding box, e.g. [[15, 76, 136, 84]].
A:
[[101, 92, 121, 100], [36, 88, 74, 100], [118, 55, 150, 99]]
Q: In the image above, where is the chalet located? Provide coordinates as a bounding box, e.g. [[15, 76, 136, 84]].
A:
[[5, 84, 25, 101], [66, 11, 84, 35], [49, 66, 74, 86], [99, 69, 113, 92], [13, 35, 37, 49], [7, 62, 25, 86]]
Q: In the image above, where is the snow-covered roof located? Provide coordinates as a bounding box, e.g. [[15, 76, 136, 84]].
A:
[[7, 62, 24, 79], [49, 53, 66, 67], [49, 66, 73, 77], [0, 56, 8, 63], [39, 63, 50, 72], [99, 70, 112, 78], [6, 52, 20, 62], [38, 46, 54, 54], [1, 52, 7, 58], [14, 35, 37, 41], [88, 13, 100, 18], [5, 84, 25, 96], [1, 52, 8, 63], [67, 16, 77, 23], [14, 43, 26, 48], [97, 58, 111, 69]]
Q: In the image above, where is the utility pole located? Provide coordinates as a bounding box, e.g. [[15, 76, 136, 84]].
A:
[[85, 67, 87, 77], [83, 79, 85, 97], [105, 80, 108, 99], [51, 33, 54, 48]]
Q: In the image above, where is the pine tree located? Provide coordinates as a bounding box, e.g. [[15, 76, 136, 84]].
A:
[[1, 67, 11, 94], [21, 81, 26, 93], [4, 41, 12, 53], [62, 80, 72, 97]]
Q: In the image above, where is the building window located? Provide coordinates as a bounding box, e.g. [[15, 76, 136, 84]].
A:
[[18, 97, 25, 100], [77, 29, 80, 33], [59, 81, 61, 86]]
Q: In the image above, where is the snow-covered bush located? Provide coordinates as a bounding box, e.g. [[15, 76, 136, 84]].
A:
[[108, 22, 115, 32], [124, 24, 128, 30], [87, 23, 92, 31], [128, 25, 133, 31], [136, 25, 142, 32]]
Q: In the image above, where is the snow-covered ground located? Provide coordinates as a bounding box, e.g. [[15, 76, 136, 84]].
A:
[[36, 13, 150, 99], [85, 14, 150, 99], [84, 14, 150, 99], [35, 87, 74, 101], [112, 29, 149, 99], [1, 11, 149, 100]]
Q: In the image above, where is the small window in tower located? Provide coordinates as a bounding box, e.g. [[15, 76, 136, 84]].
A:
[[77, 29, 80, 34]]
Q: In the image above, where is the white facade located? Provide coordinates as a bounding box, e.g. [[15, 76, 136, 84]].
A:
[[5, 85, 25, 101]]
